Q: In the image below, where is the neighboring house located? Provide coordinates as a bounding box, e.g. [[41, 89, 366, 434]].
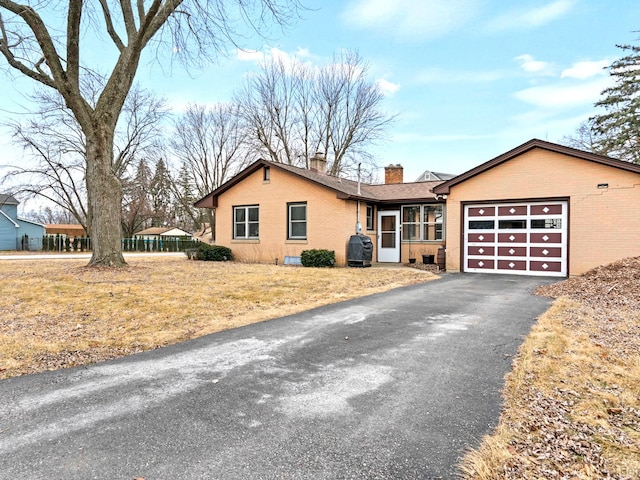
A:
[[432, 139, 640, 277], [134, 227, 194, 240], [0, 194, 46, 251], [195, 154, 445, 266], [46, 224, 87, 238], [415, 169, 456, 182], [195, 140, 640, 277]]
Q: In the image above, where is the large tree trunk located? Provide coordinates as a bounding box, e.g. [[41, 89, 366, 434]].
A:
[[86, 127, 126, 267]]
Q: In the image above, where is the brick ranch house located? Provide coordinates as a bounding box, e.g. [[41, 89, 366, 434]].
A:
[[195, 139, 640, 277]]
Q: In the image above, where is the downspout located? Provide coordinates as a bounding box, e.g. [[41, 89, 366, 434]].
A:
[[355, 163, 362, 234]]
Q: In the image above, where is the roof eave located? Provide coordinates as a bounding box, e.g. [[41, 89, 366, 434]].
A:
[[433, 138, 640, 195], [193, 159, 271, 209]]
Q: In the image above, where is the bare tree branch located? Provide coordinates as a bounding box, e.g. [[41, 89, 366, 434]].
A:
[[0, 0, 305, 266], [98, 0, 125, 51], [239, 49, 394, 177]]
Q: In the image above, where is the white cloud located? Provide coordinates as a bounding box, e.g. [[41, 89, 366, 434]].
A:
[[377, 78, 400, 96], [487, 0, 575, 32], [236, 47, 314, 69], [513, 77, 610, 109], [341, 0, 480, 42], [514, 54, 554, 75], [236, 49, 264, 62], [561, 59, 610, 79]]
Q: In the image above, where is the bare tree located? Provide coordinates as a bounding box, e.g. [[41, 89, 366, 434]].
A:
[[238, 50, 394, 177], [2, 83, 168, 235], [23, 205, 78, 225], [171, 102, 251, 238], [0, 0, 303, 266], [239, 58, 304, 165], [3, 88, 90, 231], [560, 118, 616, 157]]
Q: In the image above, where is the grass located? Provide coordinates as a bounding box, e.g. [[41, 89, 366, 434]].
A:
[[0, 256, 436, 379], [4, 255, 639, 476], [459, 297, 640, 479]]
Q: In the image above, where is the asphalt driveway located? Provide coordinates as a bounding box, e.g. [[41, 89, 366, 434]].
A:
[[0, 273, 554, 479]]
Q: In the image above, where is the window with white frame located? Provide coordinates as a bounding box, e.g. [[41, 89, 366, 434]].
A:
[[234, 205, 259, 239], [288, 202, 307, 239], [402, 204, 444, 241], [423, 205, 443, 241], [366, 204, 374, 231]]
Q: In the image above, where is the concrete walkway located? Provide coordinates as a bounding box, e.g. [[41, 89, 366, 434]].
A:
[[0, 273, 554, 479]]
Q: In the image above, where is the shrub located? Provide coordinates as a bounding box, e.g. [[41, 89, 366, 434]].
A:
[[197, 244, 234, 262], [301, 249, 335, 268]]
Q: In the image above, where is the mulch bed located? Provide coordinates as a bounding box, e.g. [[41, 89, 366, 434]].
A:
[[536, 256, 640, 312]]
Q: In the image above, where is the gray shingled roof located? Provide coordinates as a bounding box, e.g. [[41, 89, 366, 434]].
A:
[[0, 194, 19, 205], [195, 160, 444, 208]]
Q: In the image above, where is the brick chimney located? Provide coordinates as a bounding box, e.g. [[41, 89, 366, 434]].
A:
[[310, 152, 327, 173], [385, 164, 403, 184]]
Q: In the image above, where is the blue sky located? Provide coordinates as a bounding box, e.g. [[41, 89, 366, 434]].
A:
[[1, 0, 639, 183]]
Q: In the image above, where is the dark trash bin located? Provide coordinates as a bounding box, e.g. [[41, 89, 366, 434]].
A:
[[422, 254, 435, 264], [347, 234, 373, 267]]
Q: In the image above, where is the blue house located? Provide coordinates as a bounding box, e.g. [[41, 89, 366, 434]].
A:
[[0, 194, 46, 251]]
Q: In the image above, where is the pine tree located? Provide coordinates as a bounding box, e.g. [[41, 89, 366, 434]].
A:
[[149, 158, 174, 227], [121, 158, 152, 238], [172, 162, 207, 233], [591, 44, 640, 164]]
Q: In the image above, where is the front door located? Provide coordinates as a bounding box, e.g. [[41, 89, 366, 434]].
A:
[[377, 211, 400, 262]]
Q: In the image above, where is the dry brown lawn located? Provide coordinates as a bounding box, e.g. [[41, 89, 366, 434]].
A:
[[4, 255, 639, 477], [0, 256, 436, 379], [459, 257, 640, 479]]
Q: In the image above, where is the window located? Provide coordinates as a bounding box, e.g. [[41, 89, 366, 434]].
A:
[[423, 205, 444, 241], [263, 166, 270, 181], [469, 220, 494, 229], [234, 206, 259, 239], [402, 206, 420, 241], [366, 204, 374, 231], [531, 219, 562, 229], [498, 219, 526, 229], [402, 204, 444, 241], [288, 202, 307, 239]]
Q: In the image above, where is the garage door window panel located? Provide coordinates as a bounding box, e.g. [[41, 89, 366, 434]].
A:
[[531, 219, 562, 229], [498, 219, 526, 229], [469, 220, 495, 229]]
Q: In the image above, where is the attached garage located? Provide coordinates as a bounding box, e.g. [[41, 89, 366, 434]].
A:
[[434, 139, 640, 277], [464, 200, 567, 276]]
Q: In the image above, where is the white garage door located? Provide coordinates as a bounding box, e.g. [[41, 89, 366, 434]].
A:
[[464, 201, 567, 277]]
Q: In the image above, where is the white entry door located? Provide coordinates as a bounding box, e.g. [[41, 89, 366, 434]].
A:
[[377, 211, 400, 262]]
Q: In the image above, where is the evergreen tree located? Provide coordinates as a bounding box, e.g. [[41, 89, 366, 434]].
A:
[[149, 158, 174, 227], [591, 43, 640, 164], [173, 162, 200, 232], [122, 158, 152, 238]]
